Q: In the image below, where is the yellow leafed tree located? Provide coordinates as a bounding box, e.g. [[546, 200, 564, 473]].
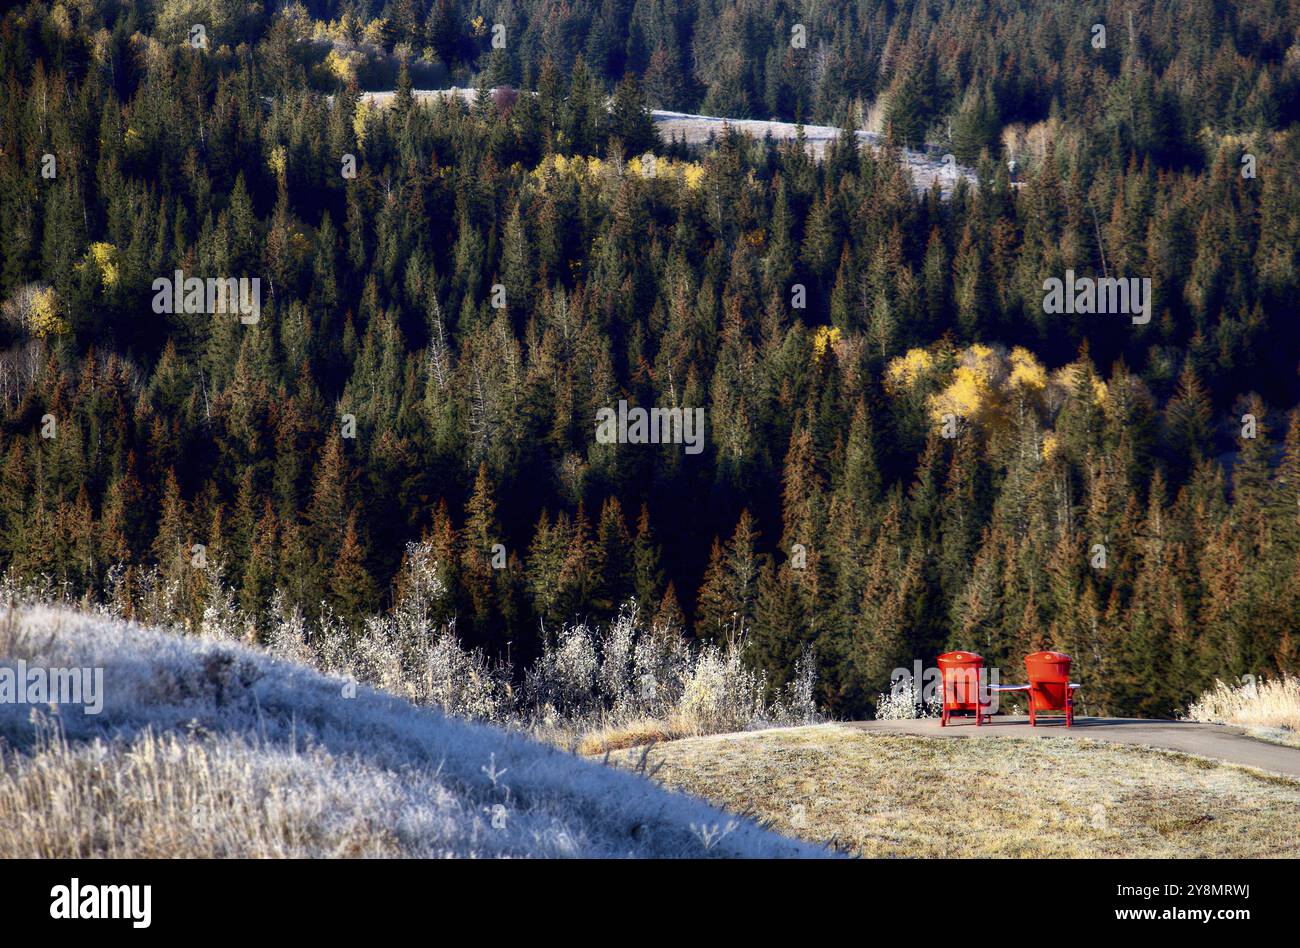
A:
[[29, 287, 69, 337], [812, 325, 841, 361], [884, 347, 935, 395], [86, 242, 120, 290], [887, 342, 1053, 439]]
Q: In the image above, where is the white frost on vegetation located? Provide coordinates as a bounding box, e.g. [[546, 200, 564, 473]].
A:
[[0, 606, 826, 858]]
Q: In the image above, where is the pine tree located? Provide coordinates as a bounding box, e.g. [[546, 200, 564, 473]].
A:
[[1164, 361, 1213, 475], [0, 441, 30, 567], [564, 58, 603, 156], [526, 509, 567, 624], [595, 496, 634, 615], [242, 502, 280, 618], [307, 436, 352, 562], [461, 462, 501, 636], [329, 511, 376, 621], [653, 581, 686, 632], [501, 202, 532, 318], [151, 469, 188, 582], [694, 536, 731, 639], [751, 560, 809, 691], [694, 510, 762, 640], [632, 504, 665, 608], [643, 46, 682, 110], [608, 75, 658, 157], [799, 189, 837, 285]]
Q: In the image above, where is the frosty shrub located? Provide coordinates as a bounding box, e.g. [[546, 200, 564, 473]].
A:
[[391, 539, 448, 628], [677, 642, 765, 734], [198, 568, 244, 641], [596, 603, 639, 710], [103, 564, 131, 618], [526, 601, 821, 749], [873, 683, 941, 720], [264, 592, 313, 666], [131, 567, 194, 631], [423, 624, 513, 721], [264, 545, 512, 720], [0, 572, 82, 613], [525, 621, 600, 720], [353, 614, 410, 697], [771, 648, 819, 726], [630, 615, 693, 717], [874, 688, 921, 720], [1, 553, 820, 747]]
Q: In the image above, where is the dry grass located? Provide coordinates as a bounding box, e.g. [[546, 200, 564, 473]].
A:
[[576, 718, 690, 756], [1186, 676, 1300, 747], [572, 709, 753, 755], [0, 719, 422, 857], [606, 724, 1300, 858]]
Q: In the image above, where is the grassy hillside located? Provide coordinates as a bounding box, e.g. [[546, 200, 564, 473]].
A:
[[608, 725, 1300, 858], [0, 607, 824, 858]]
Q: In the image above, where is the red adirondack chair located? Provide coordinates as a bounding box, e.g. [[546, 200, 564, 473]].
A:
[[1024, 651, 1080, 726], [937, 651, 990, 726]]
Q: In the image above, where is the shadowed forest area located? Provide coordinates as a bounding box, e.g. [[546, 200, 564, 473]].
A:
[[2, 0, 1300, 720]]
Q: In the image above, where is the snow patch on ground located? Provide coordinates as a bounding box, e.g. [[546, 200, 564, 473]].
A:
[[360, 88, 977, 196], [651, 109, 976, 195]]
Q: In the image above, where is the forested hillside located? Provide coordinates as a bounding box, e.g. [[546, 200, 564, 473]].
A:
[[2, 1, 1300, 718]]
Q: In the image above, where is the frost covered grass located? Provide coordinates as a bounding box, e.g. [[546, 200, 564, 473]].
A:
[[1186, 675, 1300, 748], [0, 606, 826, 858]]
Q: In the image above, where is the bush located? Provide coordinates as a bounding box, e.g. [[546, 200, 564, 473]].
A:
[[1185, 675, 1300, 734], [873, 684, 940, 720], [3, 547, 821, 749]]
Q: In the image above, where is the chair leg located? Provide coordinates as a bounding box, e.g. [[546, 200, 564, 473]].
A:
[[1066, 697, 1073, 728]]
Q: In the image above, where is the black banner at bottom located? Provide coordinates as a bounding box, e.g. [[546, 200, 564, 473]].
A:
[[0, 857, 1276, 935]]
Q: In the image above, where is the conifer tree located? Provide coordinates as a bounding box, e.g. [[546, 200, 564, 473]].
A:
[[594, 496, 634, 614], [632, 503, 665, 608], [461, 462, 501, 635], [330, 511, 377, 622]]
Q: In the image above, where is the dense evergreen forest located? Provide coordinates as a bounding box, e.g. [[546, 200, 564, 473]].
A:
[[2, 0, 1300, 718]]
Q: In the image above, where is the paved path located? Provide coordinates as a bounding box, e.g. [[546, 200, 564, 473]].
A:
[[846, 717, 1300, 778]]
